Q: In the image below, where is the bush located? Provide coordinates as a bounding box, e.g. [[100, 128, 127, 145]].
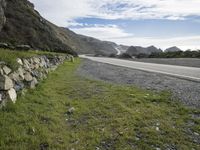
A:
[[118, 53, 132, 59]]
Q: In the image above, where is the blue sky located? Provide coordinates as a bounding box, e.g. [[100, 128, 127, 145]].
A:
[[30, 0, 200, 50]]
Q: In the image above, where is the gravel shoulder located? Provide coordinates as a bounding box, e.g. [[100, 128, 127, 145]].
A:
[[77, 59, 200, 108], [132, 58, 200, 68]]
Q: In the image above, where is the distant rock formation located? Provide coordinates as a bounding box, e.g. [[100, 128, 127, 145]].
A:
[[126, 45, 162, 56], [165, 46, 182, 52]]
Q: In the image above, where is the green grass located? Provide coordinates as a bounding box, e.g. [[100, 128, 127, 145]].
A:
[[0, 59, 199, 150], [0, 48, 65, 70]]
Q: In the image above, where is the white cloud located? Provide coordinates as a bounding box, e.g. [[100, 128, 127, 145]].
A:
[[29, 0, 200, 50], [72, 25, 132, 39], [71, 25, 200, 50], [30, 0, 200, 26]]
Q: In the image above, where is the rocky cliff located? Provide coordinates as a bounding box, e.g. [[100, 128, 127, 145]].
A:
[[0, 0, 76, 55], [0, 0, 123, 55]]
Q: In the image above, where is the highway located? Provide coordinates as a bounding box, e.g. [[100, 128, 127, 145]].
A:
[[80, 55, 200, 82]]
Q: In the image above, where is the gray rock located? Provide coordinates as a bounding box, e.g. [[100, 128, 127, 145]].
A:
[[16, 67, 25, 80], [29, 77, 38, 89], [23, 59, 31, 70], [0, 43, 9, 49], [7, 88, 17, 103], [9, 72, 20, 82], [14, 81, 24, 91], [0, 68, 4, 75], [16, 58, 23, 65], [68, 107, 75, 114], [2, 65, 12, 75], [0, 75, 14, 90], [24, 72, 33, 82], [16, 45, 31, 51], [33, 57, 40, 64]]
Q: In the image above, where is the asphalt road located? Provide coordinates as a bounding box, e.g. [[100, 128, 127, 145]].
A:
[[80, 55, 200, 82]]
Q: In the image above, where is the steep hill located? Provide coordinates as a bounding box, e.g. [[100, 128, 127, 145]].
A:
[[0, 0, 121, 55], [126, 45, 162, 56]]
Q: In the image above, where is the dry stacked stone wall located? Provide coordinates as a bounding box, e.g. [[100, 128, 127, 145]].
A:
[[0, 54, 72, 107]]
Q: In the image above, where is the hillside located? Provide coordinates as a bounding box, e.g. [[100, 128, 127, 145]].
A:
[[0, 0, 120, 55]]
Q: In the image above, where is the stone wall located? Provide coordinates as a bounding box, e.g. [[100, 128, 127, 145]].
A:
[[0, 54, 71, 107]]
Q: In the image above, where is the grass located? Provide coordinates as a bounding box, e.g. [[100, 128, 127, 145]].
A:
[[0, 48, 65, 70], [0, 59, 199, 150]]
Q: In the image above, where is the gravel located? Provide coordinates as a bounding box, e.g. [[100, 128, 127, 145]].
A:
[[132, 58, 200, 68], [77, 59, 200, 108]]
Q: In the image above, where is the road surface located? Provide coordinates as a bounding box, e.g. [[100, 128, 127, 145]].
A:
[[80, 55, 200, 82]]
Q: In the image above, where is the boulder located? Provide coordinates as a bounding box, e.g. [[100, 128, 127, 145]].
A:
[[7, 88, 17, 103], [24, 72, 33, 82], [0, 75, 14, 90], [2, 65, 12, 75]]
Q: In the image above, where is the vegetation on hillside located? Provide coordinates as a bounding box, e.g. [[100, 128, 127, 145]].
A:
[[0, 59, 199, 149], [148, 50, 200, 58]]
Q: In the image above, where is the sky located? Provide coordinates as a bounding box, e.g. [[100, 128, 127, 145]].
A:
[[29, 0, 200, 50]]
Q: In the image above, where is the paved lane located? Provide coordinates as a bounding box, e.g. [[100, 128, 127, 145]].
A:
[[80, 55, 200, 82]]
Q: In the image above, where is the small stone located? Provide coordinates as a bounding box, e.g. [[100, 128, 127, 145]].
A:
[[24, 72, 33, 82], [0, 93, 2, 102], [96, 147, 100, 150], [3, 66, 12, 75], [156, 148, 161, 150], [23, 59, 30, 70], [68, 107, 75, 114], [156, 127, 160, 131], [29, 77, 38, 89], [17, 67, 25, 80], [194, 132, 199, 136], [7, 88, 17, 103], [40, 143, 49, 150], [16, 58, 23, 65], [0, 69, 4, 75], [0, 75, 14, 90]]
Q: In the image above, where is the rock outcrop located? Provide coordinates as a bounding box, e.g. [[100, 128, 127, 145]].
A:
[[126, 46, 162, 57], [0, 54, 73, 107], [165, 46, 182, 52]]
